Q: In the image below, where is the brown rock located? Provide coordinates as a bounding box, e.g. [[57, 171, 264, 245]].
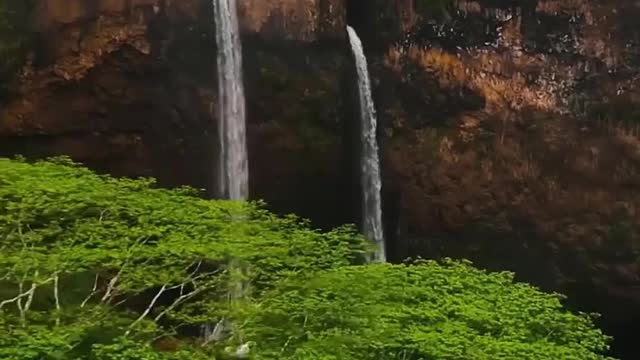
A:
[[238, 0, 345, 41]]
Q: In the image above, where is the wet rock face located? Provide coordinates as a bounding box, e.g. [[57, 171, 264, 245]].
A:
[[372, 0, 640, 356], [1, 0, 216, 187], [376, 0, 640, 258], [238, 0, 346, 41]]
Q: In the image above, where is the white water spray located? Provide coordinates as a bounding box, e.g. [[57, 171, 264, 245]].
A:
[[347, 26, 386, 262], [213, 0, 248, 200]]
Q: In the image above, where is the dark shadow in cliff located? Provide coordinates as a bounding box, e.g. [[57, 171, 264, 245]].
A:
[[563, 281, 640, 360], [346, 0, 377, 41], [242, 34, 358, 230]]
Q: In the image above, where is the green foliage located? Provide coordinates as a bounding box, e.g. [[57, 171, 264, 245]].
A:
[[236, 261, 615, 360], [0, 0, 33, 96], [0, 157, 615, 359], [0, 157, 366, 359]]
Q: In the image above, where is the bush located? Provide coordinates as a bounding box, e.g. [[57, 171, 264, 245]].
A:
[[237, 261, 615, 360], [0, 157, 366, 359]]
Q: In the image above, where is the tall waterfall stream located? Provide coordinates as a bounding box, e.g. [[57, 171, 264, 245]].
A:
[[347, 26, 386, 262], [213, 0, 249, 200]]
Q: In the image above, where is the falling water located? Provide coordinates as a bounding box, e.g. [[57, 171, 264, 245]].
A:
[[213, 0, 249, 200], [347, 26, 386, 262]]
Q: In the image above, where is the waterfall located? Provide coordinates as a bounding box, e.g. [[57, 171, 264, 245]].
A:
[[213, 0, 249, 200], [347, 26, 386, 262]]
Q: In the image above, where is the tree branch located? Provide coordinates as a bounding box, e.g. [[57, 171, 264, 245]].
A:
[[125, 284, 168, 336], [100, 269, 123, 304], [1, 272, 57, 323], [16, 275, 25, 320], [53, 274, 61, 326], [81, 274, 100, 308], [154, 286, 206, 323], [24, 271, 41, 313], [0, 284, 35, 310], [99, 236, 152, 305], [0, 272, 11, 282]]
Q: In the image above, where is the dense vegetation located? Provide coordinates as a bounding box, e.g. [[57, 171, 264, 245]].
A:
[[0, 157, 616, 359]]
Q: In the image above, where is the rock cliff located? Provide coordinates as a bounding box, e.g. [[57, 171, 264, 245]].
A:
[[0, 0, 353, 226], [370, 1, 640, 356], [1, 0, 639, 357]]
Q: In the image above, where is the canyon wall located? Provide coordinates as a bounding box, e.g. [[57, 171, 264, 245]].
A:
[[1, 0, 640, 356]]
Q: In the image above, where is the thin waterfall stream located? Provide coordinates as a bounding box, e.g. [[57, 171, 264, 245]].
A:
[[213, 0, 249, 200], [206, 0, 249, 341], [347, 26, 386, 262]]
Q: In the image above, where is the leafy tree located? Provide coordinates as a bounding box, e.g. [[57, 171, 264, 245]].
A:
[[0, 157, 366, 359], [0, 157, 616, 359], [235, 261, 616, 360]]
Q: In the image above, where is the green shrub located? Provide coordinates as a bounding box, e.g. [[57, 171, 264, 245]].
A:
[[236, 261, 615, 360], [0, 157, 615, 359], [0, 157, 366, 359]]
